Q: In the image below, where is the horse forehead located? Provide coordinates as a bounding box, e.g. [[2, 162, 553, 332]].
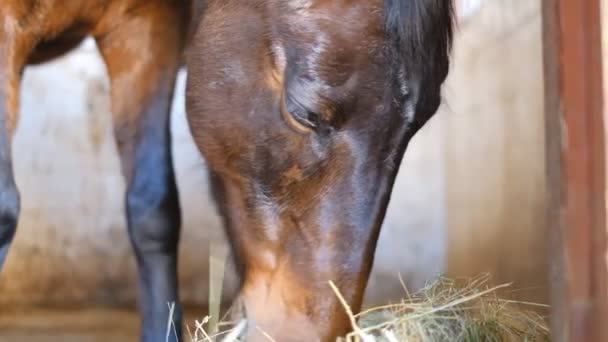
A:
[[264, 1, 384, 87], [286, 0, 314, 9], [282, 0, 381, 27], [280, 0, 382, 50], [286, 0, 379, 10]]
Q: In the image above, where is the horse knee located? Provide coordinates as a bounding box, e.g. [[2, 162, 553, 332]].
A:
[[0, 185, 20, 246], [125, 184, 180, 255]]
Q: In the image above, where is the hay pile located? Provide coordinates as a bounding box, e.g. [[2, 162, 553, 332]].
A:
[[336, 274, 549, 342], [179, 274, 549, 342]]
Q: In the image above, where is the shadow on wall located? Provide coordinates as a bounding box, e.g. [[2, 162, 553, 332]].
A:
[[443, 0, 548, 304]]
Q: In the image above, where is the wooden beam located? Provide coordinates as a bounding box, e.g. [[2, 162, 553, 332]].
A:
[[542, 0, 608, 341]]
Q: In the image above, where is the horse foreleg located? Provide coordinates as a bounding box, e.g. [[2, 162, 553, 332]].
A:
[[95, 5, 187, 341], [0, 25, 32, 273]]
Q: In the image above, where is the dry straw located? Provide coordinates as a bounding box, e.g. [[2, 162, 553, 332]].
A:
[[333, 274, 549, 342], [169, 273, 549, 342]]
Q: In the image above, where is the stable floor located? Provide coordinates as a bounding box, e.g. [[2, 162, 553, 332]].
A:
[[0, 307, 208, 342]]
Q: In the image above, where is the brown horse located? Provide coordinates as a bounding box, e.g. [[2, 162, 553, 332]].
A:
[[186, 0, 454, 341], [0, 1, 192, 341]]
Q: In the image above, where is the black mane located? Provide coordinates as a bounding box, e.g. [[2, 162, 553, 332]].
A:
[[384, 0, 455, 127], [385, 0, 454, 74]]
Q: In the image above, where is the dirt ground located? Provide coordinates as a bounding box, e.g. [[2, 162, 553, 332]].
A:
[[0, 307, 209, 342]]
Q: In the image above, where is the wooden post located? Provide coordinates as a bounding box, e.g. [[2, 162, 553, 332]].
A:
[[542, 0, 608, 341]]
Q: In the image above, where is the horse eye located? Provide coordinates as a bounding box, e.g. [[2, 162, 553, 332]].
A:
[[291, 108, 319, 128], [281, 95, 319, 133]]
